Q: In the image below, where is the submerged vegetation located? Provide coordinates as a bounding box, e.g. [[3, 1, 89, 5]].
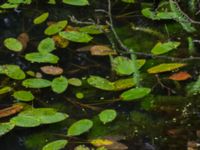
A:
[[0, 0, 200, 149]]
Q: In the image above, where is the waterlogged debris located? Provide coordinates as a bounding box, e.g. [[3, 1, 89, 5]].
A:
[[99, 109, 117, 124], [40, 66, 63, 75], [90, 45, 117, 56], [147, 63, 186, 74], [4, 38, 23, 52], [17, 32, 29, 50], [42, 140, 68, 150], [79, 25, 106, 34], [22, 78, 52, 88], [0, 86, 12, 94], [120, 87, 151, 101], [67, 119, 93, 136], [151, 41, 180, 55], [168, 71, 191, 81], [62, 0, 89, 6], [25, 52, 59, 64], [0, 122, 15, 136], [13, 91, 34, 102], [52, 35, 69, 48], [68, 78, 82, 86], [59, 31, 93, 43], [51, 76, 68, 93], [45, 20, 68, 35], [33, 12, 49, 24], [38, 37, 56, 54], [0, 103, 24, 118]]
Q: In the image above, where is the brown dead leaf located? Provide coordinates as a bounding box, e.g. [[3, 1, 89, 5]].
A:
[[168, 71, 191, 81], [52, 35, 69, 48], [40, 66, 63, 75], [90, 45, 117, 56], [17, 32, 29, 50], [65, 25, 78, 32], [0, 103, 24, 118]]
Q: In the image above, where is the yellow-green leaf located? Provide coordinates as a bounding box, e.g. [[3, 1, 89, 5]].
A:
[[33, 12, 49, 24]]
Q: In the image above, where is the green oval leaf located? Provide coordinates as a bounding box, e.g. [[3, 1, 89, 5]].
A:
[[33, 12, 49, 24], [59, 31, 93, 43], [13, 91, 34, 102], [62, 0, 89, 6], [68, 78, 82, 86], [113, 78, 135, 91], [0, 122, 15, 136], [4, 38, 23, 52], [67, 119, 93, 136], [51, 76, 68, 93], [99, 109, 117, 124], [44, 20, 68, 35], [120, 87, 151, 101], [42, 140, 68, 150], [0, 86, 12, 94], [79, 25, 105, 34], [22, 78, 52, 88], [38, 38, 56, 54], [25, 52, 59, 64]]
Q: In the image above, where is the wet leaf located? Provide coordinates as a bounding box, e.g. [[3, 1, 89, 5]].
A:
[[17, 32, 29, 50], [45, 20, 68, 35], [4, 38, 23, 52], [38, 38, 56, 54], [113, 78, 135, 91], [147, 63, 186, 74], [13, 91, 34, 102], [25, 52, 59, 64], [42, 140, 68, 150], [0, 122, 15, 136], [67, 119, 93, 136], [168, 71, 191, 81], [68, 78, 82, 86], [98, 109, 117, 124], [40, 66, 63, 75], [33, 12, 49, 24], [120, 87, 151, 101], [22, 78, 52, 88], [52, 35, 69, 48], [62, 0, 89, 6], [59, 31, 93, 43], [87, 76, 115, 91], [79, 25, 106, 34], [90, 45, 117, 56], [0, 104, 24, 118], [151, 41, 180, 55], [51, 76, 68, 93], [0, 86, 12, 94]]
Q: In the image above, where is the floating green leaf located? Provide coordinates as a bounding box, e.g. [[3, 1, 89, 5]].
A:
[[42, 140, 68, 150], [68, 78, 82, 86], [0, 122, 15, 136], [187, 76, 200, 96], [0, 86, 12, 94], [38, 38, 56, 54], [120, 87, 151, 101], [113, 78, 135, 91], [151, 41, 180, 55], [13, 91, 34, 102], [51, 76, 68, 93], [4, 38, 23, 52], [67, 119, 93, 136], [44, 20, 68, 35], [0, 3, 18, 9], [79, 25, 105, 34], [147, 63, 186, 74], [33, 12, 49, 24], [25, 52, 59, 64], [62, 0, 89, 6], [59, 31, 93, 43], [99, 109, 117, 124], [22, 78, 52, 88]]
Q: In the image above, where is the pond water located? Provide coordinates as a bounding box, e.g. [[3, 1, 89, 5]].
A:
[[0, 0, 200, 150]]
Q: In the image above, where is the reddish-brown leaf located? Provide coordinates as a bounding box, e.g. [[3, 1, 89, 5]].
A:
[[90, 45, 117, 56], [0, 104, 24, 118], [168, 71, 191, 81], [17, 32, 29, 50], [40, 66, 63, 75]]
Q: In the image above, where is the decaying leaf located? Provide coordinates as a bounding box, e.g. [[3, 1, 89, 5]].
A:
[[40, 66, 63, 75], [0, 103, 24, 118], [90, 45, 117, 56], [52, 35, 69, 48], [17, 32, 30, 50], [168, 71, 191, 81]]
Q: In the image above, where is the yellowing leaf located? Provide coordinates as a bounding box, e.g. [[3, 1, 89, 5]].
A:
[[147, 63, 186, 74], [52, 35, 69, 48], [33, 12, 49, 24], [168, 71, 191, 81], [90, 139, 113, 147]]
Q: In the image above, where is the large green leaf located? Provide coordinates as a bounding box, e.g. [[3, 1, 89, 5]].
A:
[[38, 38, 56, 54], [62, 0, 89, 6], [42, 140, 68, 150], [44, 20, 68, 35], [33, 12, 49, 24], [13, 91, 34, 102], [0, 122, 15, 136], [120, 87, 151, 101], [98, 109, 117, 124], [67, 119, 93, 136], [22, 78, 52, 88], [147, 63, 186, 74], [51, 76, 68, 93], [4, 38, 23, 52], [59, 31, 93, 43], [25, 52, 59, 64]]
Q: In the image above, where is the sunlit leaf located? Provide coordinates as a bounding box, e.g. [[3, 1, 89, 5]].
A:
[[0, 122, 15, 136], [4, 38, 23, 52], [13, 91, 34, 102], [62, 0, 89, 6], [51, 76, 68, 93], [120, 87, 151, 101], [33, 12, 49, 24], [45, 20, 68, 35], [22, 78, 52, 88], [99, 109, 117, 124], [38, 38, 55, 54], [42, 140, 68, 150], [67, 119, 93, 136], [168, 71, 191, 81], [90, 139, 113, 147], [147, 63, 186, 74]]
